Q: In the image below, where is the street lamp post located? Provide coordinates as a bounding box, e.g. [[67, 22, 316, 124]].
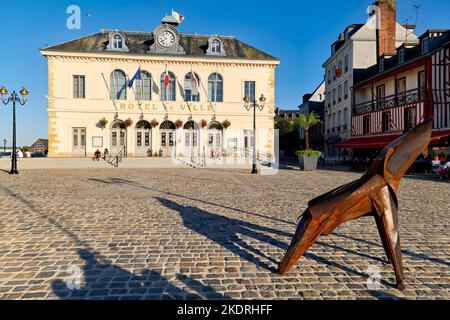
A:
[[1, 85, 29, 174], [243, 93, 266, 174], [3, 139, 6, 153]]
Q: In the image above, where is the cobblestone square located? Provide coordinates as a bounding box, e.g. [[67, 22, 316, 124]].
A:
[[0, 168, 448, 300]]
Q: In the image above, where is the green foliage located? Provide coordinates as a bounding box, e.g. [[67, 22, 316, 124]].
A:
[[275, 119, 296, 136], [295, 111, 322, 130], [295, 150, 321, 157], [22, 146, 30, 152], [97, 118, 108, 128]]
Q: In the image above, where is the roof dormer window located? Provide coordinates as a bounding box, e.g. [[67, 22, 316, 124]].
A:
[[379, 58, 385, 72], [422, 37, 430, 53], [398, 49, 405, 64], [211, 39, 221, 53], [206, 37, 226, 56], [113, 34, 123, 49], [106, 32, 129, 52]]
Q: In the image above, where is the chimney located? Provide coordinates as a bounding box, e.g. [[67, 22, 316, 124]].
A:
[[376, 0, 397, 59]]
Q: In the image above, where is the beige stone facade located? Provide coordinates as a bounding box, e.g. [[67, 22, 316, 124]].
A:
[[40, 22, 279, 159]]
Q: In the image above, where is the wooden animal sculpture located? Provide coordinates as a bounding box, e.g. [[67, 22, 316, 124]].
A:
[[278, 120, 432, 289]]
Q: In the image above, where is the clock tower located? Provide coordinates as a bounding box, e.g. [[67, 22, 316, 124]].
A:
[[149, 15, 185, 55]]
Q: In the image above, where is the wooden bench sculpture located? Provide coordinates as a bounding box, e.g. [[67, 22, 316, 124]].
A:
[[278, 120, 433, 289]]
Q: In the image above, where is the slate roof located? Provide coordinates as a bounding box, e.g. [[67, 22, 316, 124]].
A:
[[30, 139, 48, 149], [41, 30, 279, 61], [354, 30, 450, 87]]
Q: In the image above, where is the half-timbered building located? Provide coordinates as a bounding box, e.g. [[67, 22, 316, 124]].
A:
[[337, 30, 450, 157]]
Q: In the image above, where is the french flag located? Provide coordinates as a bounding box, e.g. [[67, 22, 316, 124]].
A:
[[164, 63, 170, 87], [191, 69, 199, 96], [172, 10, 185, 23]]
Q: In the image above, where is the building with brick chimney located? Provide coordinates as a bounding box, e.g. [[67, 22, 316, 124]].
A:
[[322, 0, 417, 164], [337, 30, 450, 158]]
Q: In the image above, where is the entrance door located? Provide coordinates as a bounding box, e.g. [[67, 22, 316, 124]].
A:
[[160, 130, 175, 157], [208, 130, 222, 158], [243, 130, 254, 157], [111, 129, 126, 155], [185, 130, 199, 159], [72, 127, 86, 157], [136, 129, 152, 157]]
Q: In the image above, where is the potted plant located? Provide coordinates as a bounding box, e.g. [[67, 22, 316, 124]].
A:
[[124, 118, 133, 127], [200, 119, 208, 128], [175, 119, 183, 128], [150, 119, 159, 128], [97, 117, 108, 129], [295, 111, 322, 170], [295, 150, 321, 171], [222, 119, 231, 129]]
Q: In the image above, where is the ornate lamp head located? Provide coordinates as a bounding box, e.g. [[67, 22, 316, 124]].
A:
[[258, 94, 266, 110], [0, 85, 8, 96], [19, 86, 29, 96], [243, 94, 251, 111]]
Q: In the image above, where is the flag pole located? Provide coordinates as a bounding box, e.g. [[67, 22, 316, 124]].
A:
[[101, 72, 118, 112], [198, 74, 216, 116]]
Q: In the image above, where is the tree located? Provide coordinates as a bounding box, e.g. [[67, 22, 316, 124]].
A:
[[296, 111, 322, 150], [275, 119, 295, 136]]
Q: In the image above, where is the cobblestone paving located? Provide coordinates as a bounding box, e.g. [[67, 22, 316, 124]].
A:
[[0, 168, 448, 300]]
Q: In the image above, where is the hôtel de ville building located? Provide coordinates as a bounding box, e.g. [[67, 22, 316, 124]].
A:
[[40, 15, 280, 158]]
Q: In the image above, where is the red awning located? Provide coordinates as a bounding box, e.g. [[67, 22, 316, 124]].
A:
[[431, 130, 450, 145], [335, 134, 401, 149]]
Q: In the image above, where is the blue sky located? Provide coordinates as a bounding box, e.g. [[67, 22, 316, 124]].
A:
[[0, 0, 449, 146]]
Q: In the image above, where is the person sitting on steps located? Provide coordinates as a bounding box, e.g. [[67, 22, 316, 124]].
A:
[[103, 148, 109, 160], [92, 149, 101, 161]]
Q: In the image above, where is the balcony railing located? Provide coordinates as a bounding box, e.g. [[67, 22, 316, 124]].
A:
[[353, 88, 426, 115]]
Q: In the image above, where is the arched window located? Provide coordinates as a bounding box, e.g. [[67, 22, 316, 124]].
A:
[[208, 73, 223, 103], [184, 72, 200, 102], [160, 72, 176, 102], [160, 120, 176, 130], [136, 120, 152, 130], [111, 70, 127, 100], [183, 120, 199, 130], [111, 119, 126, 129], [113, 34, 123, 49], [208, 121, 223, 130], [211, 39, 221, 53], [135, 71, 151, 101]]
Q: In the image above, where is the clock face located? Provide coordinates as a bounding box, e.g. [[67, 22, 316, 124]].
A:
[[158, 31, 175, 48]]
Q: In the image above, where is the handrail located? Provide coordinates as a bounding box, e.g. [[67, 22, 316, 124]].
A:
[[353, 87, 426, 115], [106, 146, 127, 168]]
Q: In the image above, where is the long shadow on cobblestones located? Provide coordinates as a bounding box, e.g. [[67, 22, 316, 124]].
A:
[[333, 233, 450, 268], [51, 249, 230, 300], [90, 178, 389, 265], [156, 197, 399, 287], [0, 184, 228, 300], [89, 177, 298, 227], [157, 197, 289, 272]]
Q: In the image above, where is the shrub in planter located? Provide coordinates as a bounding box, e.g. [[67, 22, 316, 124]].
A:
[[97, 117, 108, 129], [222, 119, 231, 129], [295, 150, 321, 171], [124, 118, 133, 127]]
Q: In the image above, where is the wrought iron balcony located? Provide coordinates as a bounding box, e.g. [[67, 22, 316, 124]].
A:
[[353, 88, 426, 115]]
